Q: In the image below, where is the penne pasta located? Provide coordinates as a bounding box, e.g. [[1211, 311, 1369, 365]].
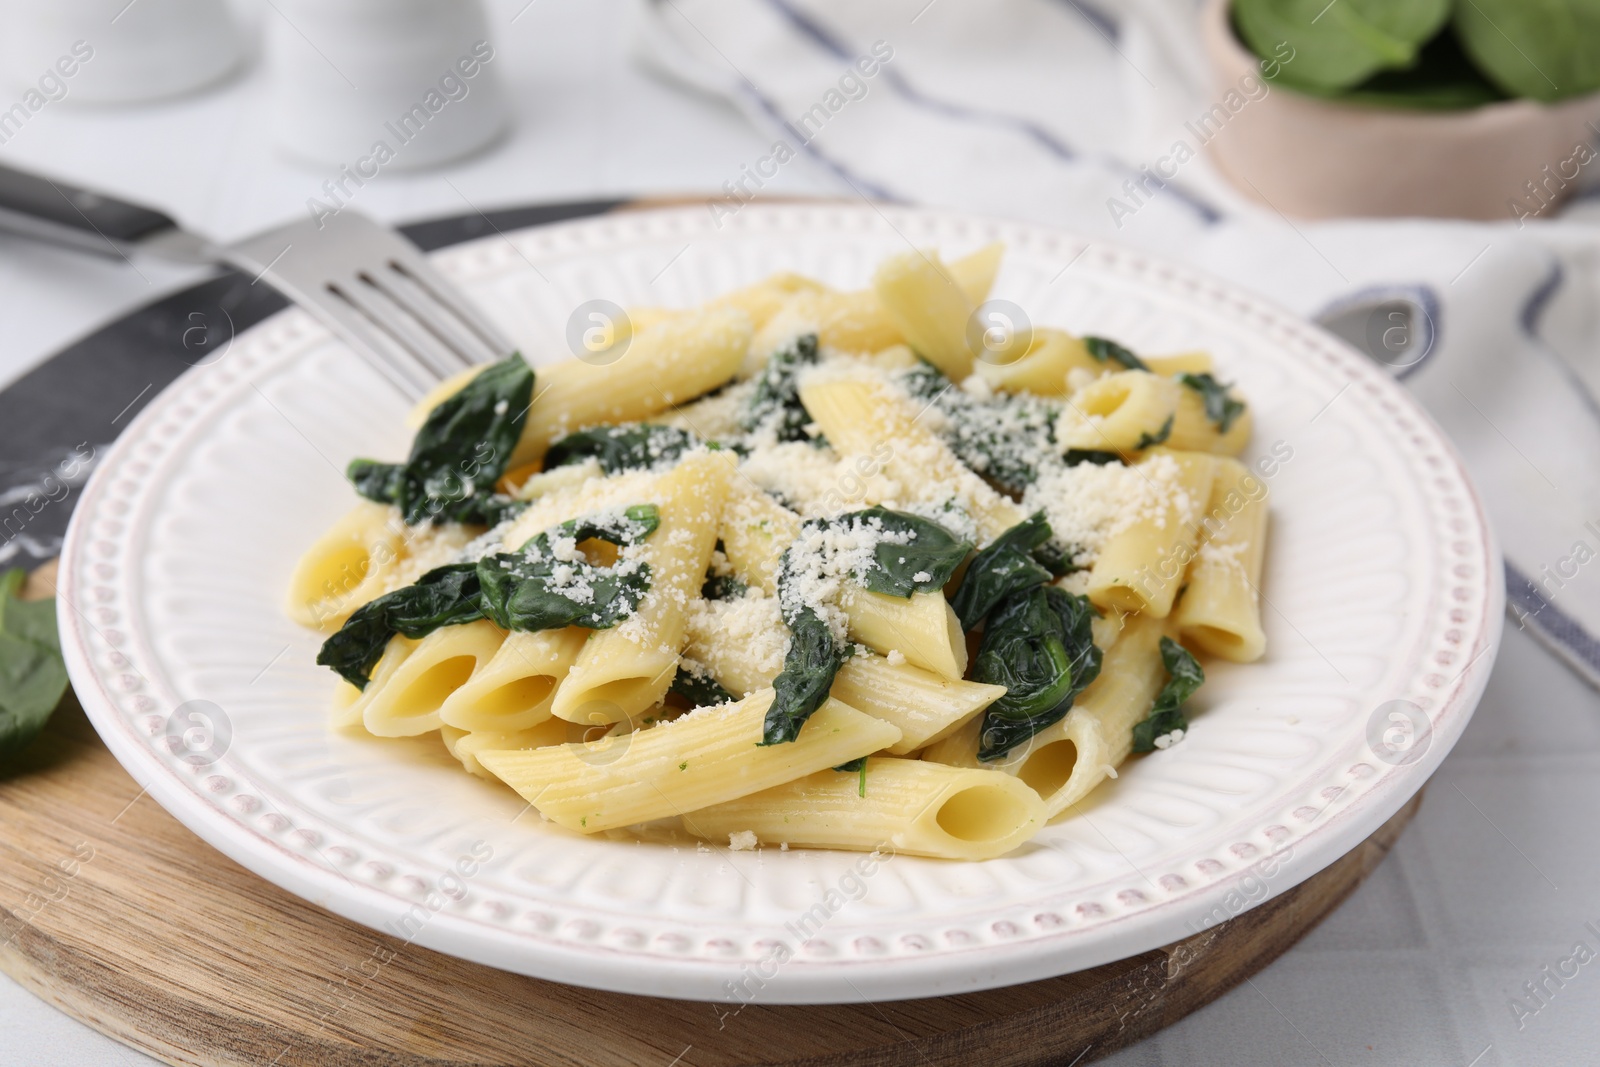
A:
[[922, 613, 1170, 822], [975, 328, 1101, 396], [286, 501, 407, 629], [1166, 379, 1253, 455], [1143, 351, 1213, 376], [438, 627, 587, 732], [684, 757, 1045, 861], [442, 719, 572, 778], [828, 656, 1004, 755], [716, 478, 802, 596], [552, 451, 736, 723], [872, 249, 975, 379], [748, 287, 904, 373], [1057, 370, 1183, 453], [799, 373, 1026, 544], [362, 620, 507, 738], [478, 690, 901, 833], [948, 242, 1005, 306], [1086, 449, 1217, 617], [841, 588, 967, 680], [1173, 458, 1270, 662], [513, 307, 752, 466]]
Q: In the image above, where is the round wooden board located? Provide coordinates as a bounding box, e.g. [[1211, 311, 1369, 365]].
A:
[[2, 693, 1421, 1067]]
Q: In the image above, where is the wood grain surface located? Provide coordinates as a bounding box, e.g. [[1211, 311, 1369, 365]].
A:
[[0, 682, 1422, 1067]]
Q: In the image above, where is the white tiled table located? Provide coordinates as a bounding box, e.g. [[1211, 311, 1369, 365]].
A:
[[2, 2, 1596, 1063]]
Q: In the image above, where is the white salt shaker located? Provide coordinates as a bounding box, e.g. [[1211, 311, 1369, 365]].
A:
[[265, 0, 508, 171], [0, 0, 243, 102]]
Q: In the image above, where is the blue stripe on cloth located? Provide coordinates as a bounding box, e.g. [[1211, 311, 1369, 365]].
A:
[[1519, 257, 1600, 426], [1311, 283, 1443, 380], [1505, 560, 1600, 689], [761, 0, 1223, 224], [736, 82, 905, 203], [1053, 0, 1120, 43]]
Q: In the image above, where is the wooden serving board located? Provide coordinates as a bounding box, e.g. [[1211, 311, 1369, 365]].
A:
[[1, 688, 1421, 1067]]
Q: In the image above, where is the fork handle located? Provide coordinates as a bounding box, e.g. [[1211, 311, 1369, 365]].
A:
[[0, 162, 181, 257]]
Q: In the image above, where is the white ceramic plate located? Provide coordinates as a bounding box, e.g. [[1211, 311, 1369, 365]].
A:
[[58, 204, 1501, 1004]]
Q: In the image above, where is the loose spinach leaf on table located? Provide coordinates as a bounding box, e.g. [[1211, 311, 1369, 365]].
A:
[[0, 570, 69, 765], [1177, 372, 1247, 435], [316, 563, 486, 690], [477, 505, 661, 632], [949, 512, 1056, 630], [1132, 637, 1206, 753], [670, 665, 736, 708], [975, 586, 1102, 761], [1083, 336, 1150, 372], [1233, 0, 1450, 95], [318, 505, 661, 688], [744, 333, 820, 442], [348, 355, 534, 526], [544, 423, 701, 474]]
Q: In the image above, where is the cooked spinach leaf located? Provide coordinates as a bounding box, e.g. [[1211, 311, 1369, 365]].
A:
[[348, 355, 534, 526], [701, 572, 747, 601], [950, 512, 1055, 630], [744, 333, 820, 442], [899, 362, 1060, 496], [761, 599, 848, 746], [1031, 537, 1074, 578], [543, 423, 700, 474], [761, 507, 970, 745], [1177, 372, 1247, 434], [1132, 637, 1205, 753], [1064, 448, 1124, 467], [317, 562, 486, 689], [1084, 336, 1149, 372], [1134, 414, 1174, 451], [0, 570, 69, 765], [477, 505, 661, 632], [847, 507, 972, 598], [670, 665, 736, 708], [975, 586, 1103, 761], [833, 756, 869, 796]]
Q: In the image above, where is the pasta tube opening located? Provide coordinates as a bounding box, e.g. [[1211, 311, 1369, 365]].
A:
[[934, 783, 1036, 844], [1057, 370, 1181, 453], [362, 622, 506, 737], [1015, 738, 1079, 799]]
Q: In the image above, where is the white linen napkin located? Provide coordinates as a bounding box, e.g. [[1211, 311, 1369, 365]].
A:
[[631, 0, 1600, 690]]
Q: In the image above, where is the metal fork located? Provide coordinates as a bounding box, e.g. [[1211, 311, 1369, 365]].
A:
[[0, 162, 511, 398]]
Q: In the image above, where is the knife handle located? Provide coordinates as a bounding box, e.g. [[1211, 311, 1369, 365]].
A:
[[0, 162, 179, 257]]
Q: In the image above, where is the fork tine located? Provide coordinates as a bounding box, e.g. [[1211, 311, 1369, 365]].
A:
[[385, 254, 513, 358], [315, 288, 439, 400], [219, 209, 511, 396], [333, 276, 468, 384], [365, 265, 495, 370]]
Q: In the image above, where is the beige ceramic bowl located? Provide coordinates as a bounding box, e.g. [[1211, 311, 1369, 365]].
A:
[[1200, 0, 1600, 220]]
